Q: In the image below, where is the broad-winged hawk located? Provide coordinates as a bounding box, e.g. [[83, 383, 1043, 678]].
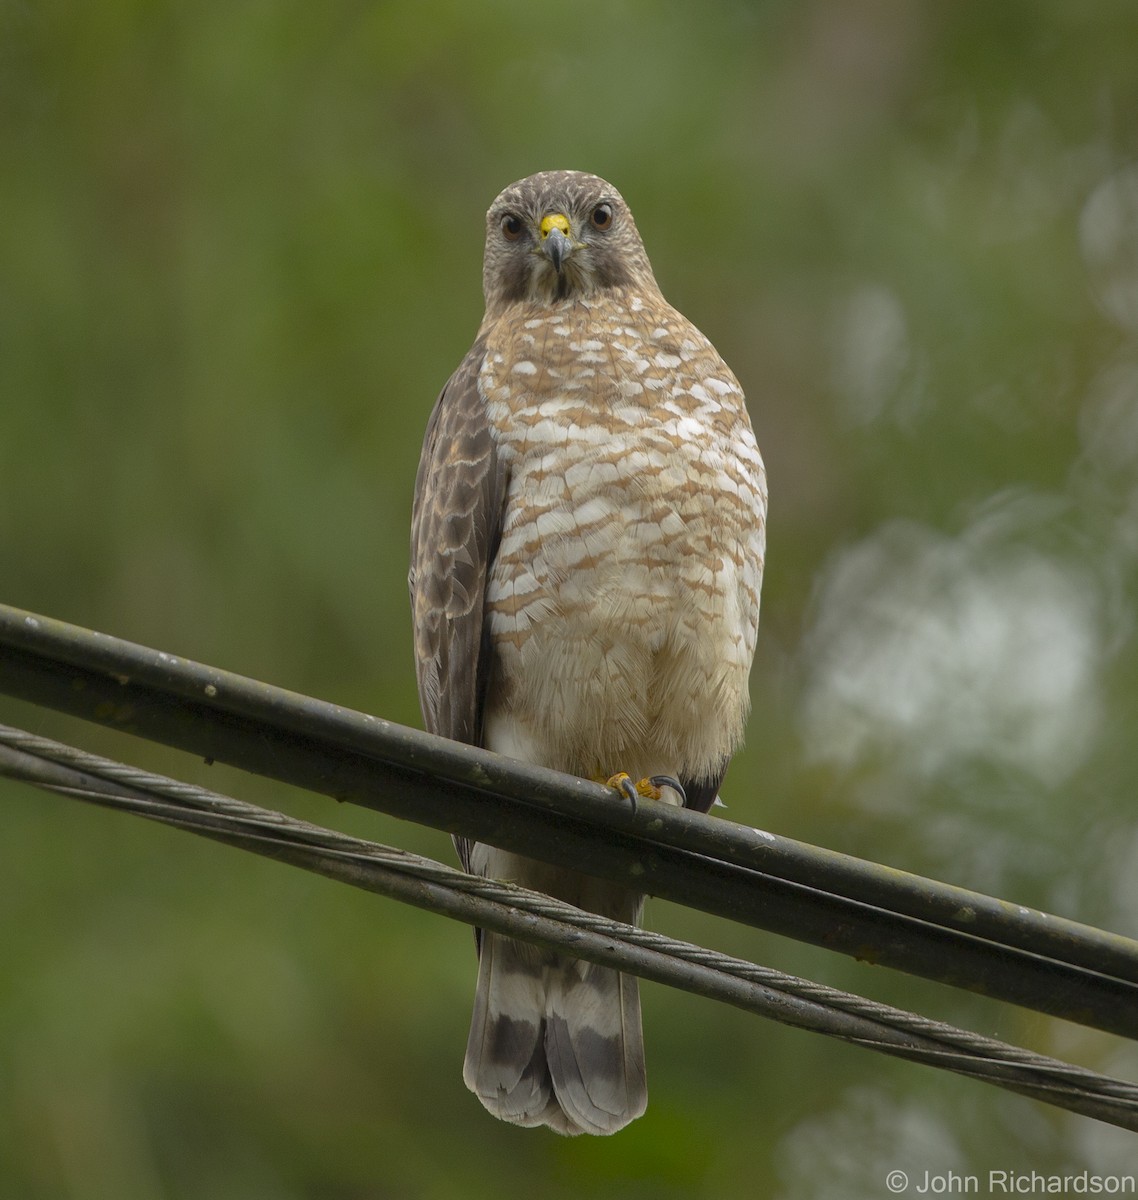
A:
[[409, 170, 766, 1135]]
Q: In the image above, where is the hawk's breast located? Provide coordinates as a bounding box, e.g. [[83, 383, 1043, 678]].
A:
[[478, 293, 766, 778]]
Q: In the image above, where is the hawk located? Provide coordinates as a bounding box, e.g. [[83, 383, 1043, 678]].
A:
[[409, 170, 766, 1135]]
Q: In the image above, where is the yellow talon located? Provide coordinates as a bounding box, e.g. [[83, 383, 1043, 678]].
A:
[[603, 771, 639, 811], [602, 772, 677, 812], [600, 773, 686, 814]]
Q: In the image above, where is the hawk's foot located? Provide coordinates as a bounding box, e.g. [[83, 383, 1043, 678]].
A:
[[603, 772, 687, 813]]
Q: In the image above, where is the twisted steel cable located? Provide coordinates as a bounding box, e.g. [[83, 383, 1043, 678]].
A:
[[2, 722, 1135, 1132]]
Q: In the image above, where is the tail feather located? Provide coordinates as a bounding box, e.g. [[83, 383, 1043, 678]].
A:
[[463, 932, 646, 1135], [463, 934, 549, 1123], [545, 968, 646, 1135]]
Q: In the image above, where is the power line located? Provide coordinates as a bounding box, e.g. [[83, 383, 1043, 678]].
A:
[[1, 602, 1137, 1038], [2, 722, 1136, 1132]]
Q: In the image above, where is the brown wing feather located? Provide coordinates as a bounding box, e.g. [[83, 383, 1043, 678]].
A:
[[408, 334, 507, 873]]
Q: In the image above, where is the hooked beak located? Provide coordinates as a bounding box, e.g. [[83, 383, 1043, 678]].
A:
[[539, 212, 573, 273]]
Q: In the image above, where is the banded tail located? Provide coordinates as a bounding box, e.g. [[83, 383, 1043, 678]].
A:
[[463, 930, 647, 1136]]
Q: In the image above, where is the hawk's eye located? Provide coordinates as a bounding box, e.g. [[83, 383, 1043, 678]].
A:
[[590, 203, 614, 230], [500, 214, 525, 241]]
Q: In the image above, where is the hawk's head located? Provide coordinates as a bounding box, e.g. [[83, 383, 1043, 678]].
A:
[[482, 171, 659, 313]]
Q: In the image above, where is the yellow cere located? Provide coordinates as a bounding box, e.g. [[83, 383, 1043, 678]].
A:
[[540, 212, 571, 239]]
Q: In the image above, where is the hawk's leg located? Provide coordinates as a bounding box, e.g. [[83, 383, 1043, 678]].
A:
[[604, 772, 687, 813]]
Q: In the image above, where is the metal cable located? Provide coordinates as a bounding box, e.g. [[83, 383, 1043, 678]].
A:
[[2, 603, 1137, 1041], [2, 723, 1135, 1131]]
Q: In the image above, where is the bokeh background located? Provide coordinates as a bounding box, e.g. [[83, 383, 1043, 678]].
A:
[[3, 2, 1138, 1195]]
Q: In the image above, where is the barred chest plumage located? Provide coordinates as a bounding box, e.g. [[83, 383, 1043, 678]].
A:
[[477, 289, 767, 786]]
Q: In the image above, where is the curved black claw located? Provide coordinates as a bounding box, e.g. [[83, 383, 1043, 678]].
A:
[[617, 774, 640, 812], [648, 775, 688, 806]]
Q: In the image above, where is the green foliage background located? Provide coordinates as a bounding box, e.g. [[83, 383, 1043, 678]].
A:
[[3, 2, 1138, 1195]]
